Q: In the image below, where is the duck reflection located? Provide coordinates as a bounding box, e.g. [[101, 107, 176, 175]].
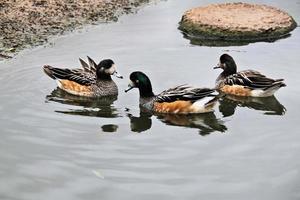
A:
[[219, 95, 286, 117], [101, 124, 119, 132], [157, 113, 227, 136], [127, 111, 152, 133], [46, 88, 119, 118], [127, 109, 227, 136]]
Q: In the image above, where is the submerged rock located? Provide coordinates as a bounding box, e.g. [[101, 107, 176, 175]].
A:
[[179, 2, 297, 45]]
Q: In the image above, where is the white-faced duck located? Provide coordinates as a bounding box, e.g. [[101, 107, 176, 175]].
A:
[[43, 57, 123, 97]]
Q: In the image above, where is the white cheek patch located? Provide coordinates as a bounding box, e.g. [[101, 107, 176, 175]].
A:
[[105, 64, 116, 75]]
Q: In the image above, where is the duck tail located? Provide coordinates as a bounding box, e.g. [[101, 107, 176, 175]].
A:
[[43, 65, 57, 80], [274, 79, 286, 87], [205, 95, 218, 106], [263, 80, 286, 96], [267, 79, 286, 89], [191, 96, 217, 113], [43, 65, 71, 80]]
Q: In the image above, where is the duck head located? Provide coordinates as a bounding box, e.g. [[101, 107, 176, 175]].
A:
[[96, 59, 123, 80], [125, 71, 154, 97], [214, 54, 237, 75]]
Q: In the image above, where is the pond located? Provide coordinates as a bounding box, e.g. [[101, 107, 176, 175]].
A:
[[0, 0, 299, 199]]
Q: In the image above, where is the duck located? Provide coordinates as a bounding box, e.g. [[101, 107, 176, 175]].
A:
[[43, 57, 123, 97], [125, 71, 217, 114], [214, 54, 286, 97]]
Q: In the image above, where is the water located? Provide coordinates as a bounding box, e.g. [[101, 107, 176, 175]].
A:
[[0, 0, 300, 199]]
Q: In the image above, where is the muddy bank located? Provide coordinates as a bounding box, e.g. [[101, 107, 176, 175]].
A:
[[0, 0, 150, 59]]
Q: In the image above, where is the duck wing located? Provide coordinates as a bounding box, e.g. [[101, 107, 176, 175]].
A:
[[43, 65, 96, 86], [156, 85, 216, 103], [224, 70, 285, 89], [79, 56, 97, 74], [43, 56, 98, 86]]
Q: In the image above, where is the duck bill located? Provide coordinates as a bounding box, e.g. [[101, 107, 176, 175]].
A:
[[213, 62, 223, 69], [112, 71, 123, 79], [125, 86, 134, 93], [125, 81, 135, 93]]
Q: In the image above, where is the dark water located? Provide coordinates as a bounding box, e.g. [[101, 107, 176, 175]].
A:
[[0, 0, 300, 199]]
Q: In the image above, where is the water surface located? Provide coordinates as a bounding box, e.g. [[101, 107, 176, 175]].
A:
[[0, 0, 300, 199]]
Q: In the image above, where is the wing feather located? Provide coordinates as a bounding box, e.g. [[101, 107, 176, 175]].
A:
[[79, 57, 97, 73], [224, 70, 285, 90], [43, 65, 96, 85], [43, 56, 99, 86], [156, 85, 216, 103]]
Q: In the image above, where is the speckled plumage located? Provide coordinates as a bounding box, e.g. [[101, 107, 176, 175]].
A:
[[43, 57, 122, 97], [91, 80, 118, 96]]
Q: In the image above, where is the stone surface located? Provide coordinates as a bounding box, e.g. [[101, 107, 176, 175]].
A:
[[179, 2, 297, 42]]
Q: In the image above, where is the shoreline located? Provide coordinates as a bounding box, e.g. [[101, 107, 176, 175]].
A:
[[0, 0, 151, 60]]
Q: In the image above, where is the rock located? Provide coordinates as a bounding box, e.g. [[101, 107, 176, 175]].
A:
[[179, 2, 297, 43]]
